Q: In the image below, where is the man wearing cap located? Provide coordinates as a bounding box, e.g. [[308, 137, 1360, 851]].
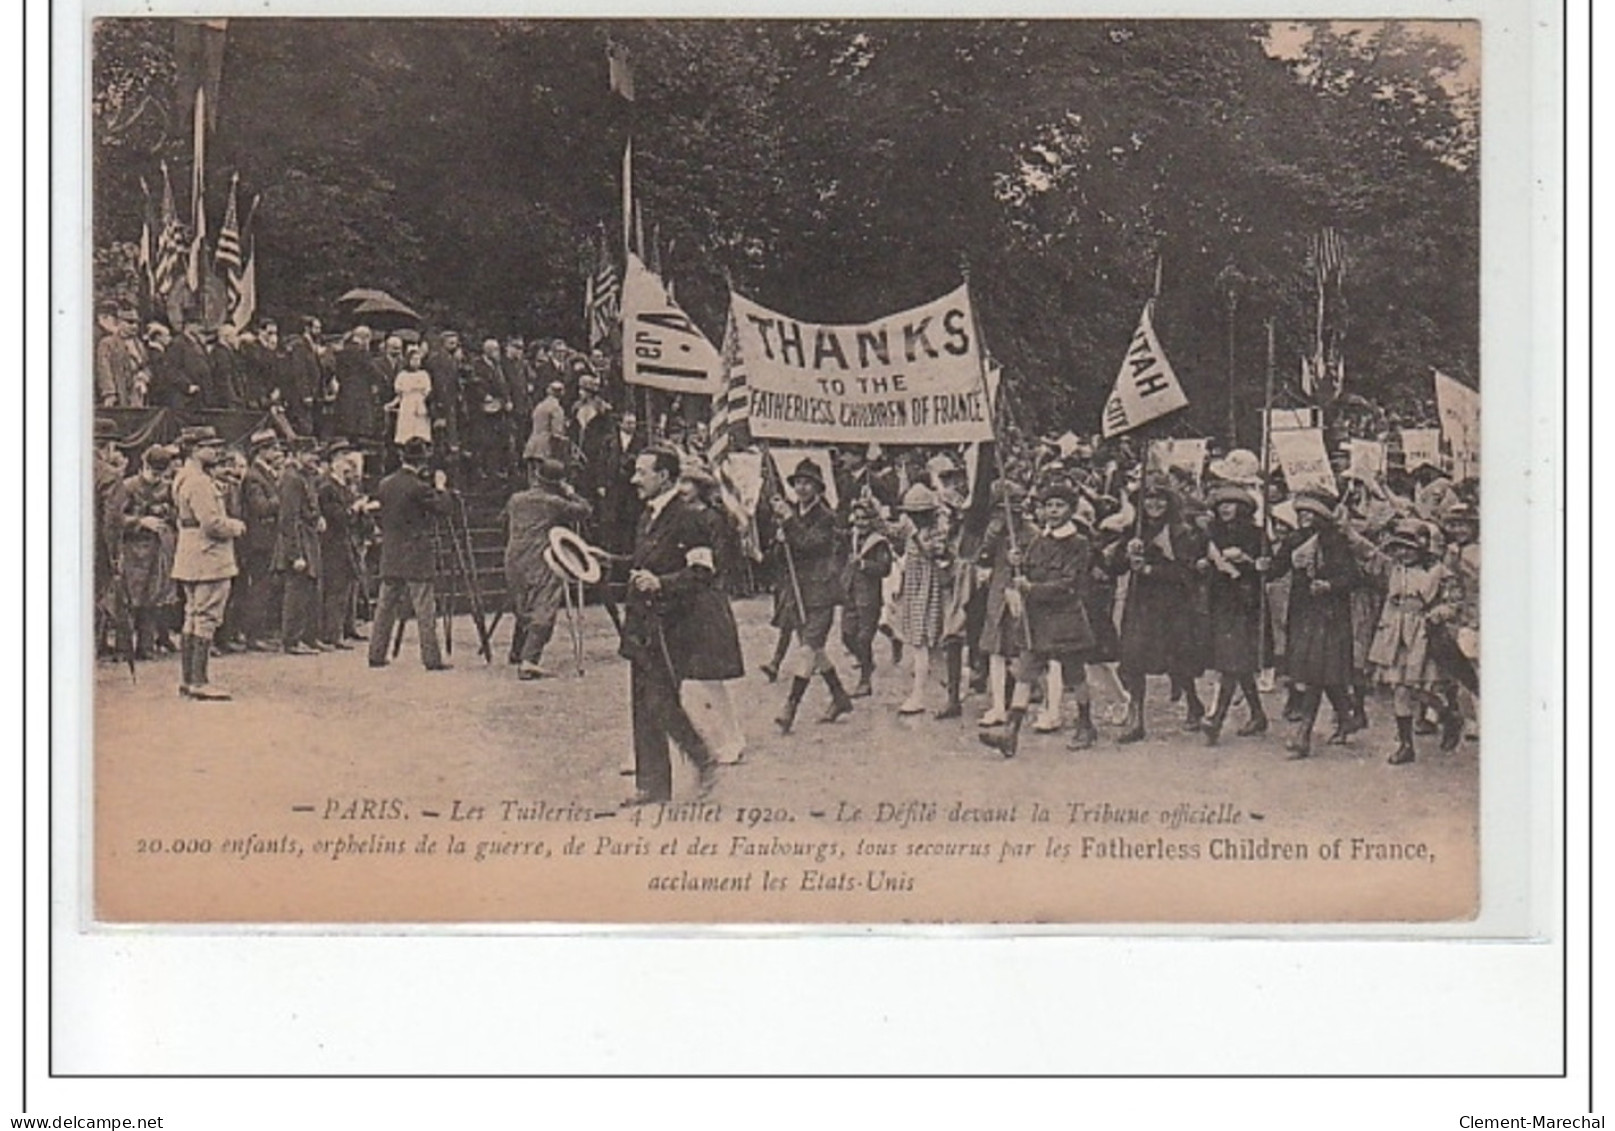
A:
[[317, 441, 366, 650], [769, 457, 854, 732], [95, 305, 146, 407], [117, 444, 180, 660], [169, 426, 247, 699], [238, 430, 286, 650], [524, 378, 569, 467], [92, 418, 129, 657], [274, 437, 326, 655], [618, 446, 718, 805], [368, 437, 454, 671], [502, 458, 592, 679]]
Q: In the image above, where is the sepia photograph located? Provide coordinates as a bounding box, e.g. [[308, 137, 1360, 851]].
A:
[[81, 15, 1491, 925]]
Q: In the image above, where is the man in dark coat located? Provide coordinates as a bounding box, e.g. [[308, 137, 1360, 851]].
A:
[[149, 320, 204, 410], [424, 331, 467, 457], [594, 409, 644, 557], [237, 429, 285, 649], [274, 436, 325, 654], [117, 443, 180, 658], [281, 316, 325, 435], [366, 437, 454, 671], [769, 458, 853, 733], [618, 447, 719, 806], [467, 338, 513, 484], [316, 441, 365, 649], [332, 327, 386, 444], [205, 325, 247, 409], [239, 320, 281, 410]]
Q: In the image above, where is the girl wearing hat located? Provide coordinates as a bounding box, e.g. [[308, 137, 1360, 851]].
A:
[[1270, 492, 1359, 758], [978, 479, 1098, 758], [893, 482, 952, 715], [839, 499, 894, 699], [1196, 483, 1272, 744], [1106, 477, 1209, 742], [1347, 518, 1461, 764]]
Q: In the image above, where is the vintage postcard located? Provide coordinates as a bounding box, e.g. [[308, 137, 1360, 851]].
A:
[[79, 14, 1505, 926]]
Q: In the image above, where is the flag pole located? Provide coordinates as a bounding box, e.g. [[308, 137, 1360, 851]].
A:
[[961, 256, 1034, 652]]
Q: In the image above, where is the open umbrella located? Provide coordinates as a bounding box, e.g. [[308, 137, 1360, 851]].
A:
[[337, 287, 393, 304], [349, 293, 423, 328]]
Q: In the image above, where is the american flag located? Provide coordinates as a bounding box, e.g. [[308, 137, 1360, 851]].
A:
[[1310, 227, 1346, 285], [152, 162, 185, 300], [707, 307, 752, 464], [585, 231, 620, 349], [215, 175, 243, 274]]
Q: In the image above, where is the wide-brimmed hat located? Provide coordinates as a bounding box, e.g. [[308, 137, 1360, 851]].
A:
[[786, 458, 825, 489], [140, 444, 174, 471], [1206, 483, 1258, 511], [1290, 492, 1335, 521], [1208, 449, 1262, 485], [900, 483, 939, 513], [926, 453, 962, 480]]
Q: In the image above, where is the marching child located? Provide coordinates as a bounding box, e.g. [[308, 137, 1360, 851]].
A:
[[979, 479, 1098, 758], [839, 498, 894, 698]]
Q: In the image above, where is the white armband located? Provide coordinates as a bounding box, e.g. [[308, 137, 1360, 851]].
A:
[[686, 546, 714, 571]]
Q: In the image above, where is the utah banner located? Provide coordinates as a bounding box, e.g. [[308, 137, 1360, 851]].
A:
[[622, 252, 724, 395], [1101, 300, 1189, 438], [731, 284, 993, 444]]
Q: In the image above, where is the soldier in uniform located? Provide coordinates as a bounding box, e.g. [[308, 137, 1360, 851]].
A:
[[367, 437, 454, 671], [502, 457, 591, 679], [769, 458, 854, 733], [169, 427, 247, 700], [93, 417, 129, 658], [275, 436, 326, 655], [117, 444, 180, 659], [618, 447, 719, 806]]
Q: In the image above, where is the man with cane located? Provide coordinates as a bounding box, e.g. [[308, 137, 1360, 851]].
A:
[[619, 447, 719, 807], [367, 436, 454, 672]]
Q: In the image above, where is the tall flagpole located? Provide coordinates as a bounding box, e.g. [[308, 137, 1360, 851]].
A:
[[1259, 316, 1276, 673]]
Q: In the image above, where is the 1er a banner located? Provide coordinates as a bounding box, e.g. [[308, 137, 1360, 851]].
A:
[[622, 252, 724, 395], [732, 285, 993, 444]]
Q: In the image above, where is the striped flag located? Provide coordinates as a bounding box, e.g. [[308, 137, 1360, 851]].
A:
[[215, 174, 243, 274], [229, 238, 257, 334], [152, 163, 185, 300], [707, 308, 752, 463], [1310, 226, 1347, 284], [586, 230, 620, 349]]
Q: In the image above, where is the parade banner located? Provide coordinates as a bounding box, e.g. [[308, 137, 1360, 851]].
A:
[[1345, 438, 1386, 482], [622, 251, 724, 395], [766, 445, 840, 509], [1265, 407, 1319, 432], [1146, 437, 1210, 483], [732, 285, 993, 444], [1100, 300, 1189, 438], [1433, 370, 1480, 480], [1271, 426, 1337, 497], [1400, 427, 1442, 472]]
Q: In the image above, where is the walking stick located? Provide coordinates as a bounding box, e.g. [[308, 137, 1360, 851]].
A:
[[760, 442, 808, 627], [391, 607, 408, 658]]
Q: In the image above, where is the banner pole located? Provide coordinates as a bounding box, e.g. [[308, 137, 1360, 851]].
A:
[[1259, 317, 1276, 674]]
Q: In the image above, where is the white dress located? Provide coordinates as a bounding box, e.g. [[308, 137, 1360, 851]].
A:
[[394, 368, 433, 444]]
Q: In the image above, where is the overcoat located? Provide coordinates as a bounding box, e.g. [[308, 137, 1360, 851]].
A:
[[374, 468, 452, 581], [1019, 524, 1096, 656], [170, 463, 245, 583], [1273, 524, 1359, 688], [619, 493, 718, 682], [1110, 515, 1208, 676], [118, 473, 178, 607], [1202, 516, 1270, 675], [273, 466, 324, 579]]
